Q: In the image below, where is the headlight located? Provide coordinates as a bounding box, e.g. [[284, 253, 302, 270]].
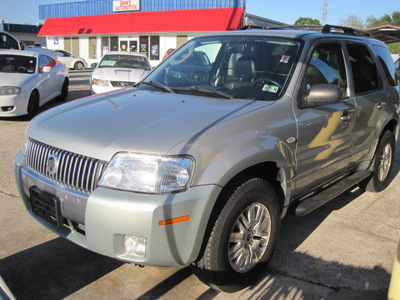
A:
[[0, 86, 21, 95], [98, 153, 194, 194], [91, 78, 109, 86]]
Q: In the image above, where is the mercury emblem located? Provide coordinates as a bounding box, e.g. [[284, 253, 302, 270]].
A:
[[46, 153, 59, 176]]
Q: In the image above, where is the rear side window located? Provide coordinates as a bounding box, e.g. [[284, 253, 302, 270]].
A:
[[372, 44, 399, 86], [346, 43, 379, 94]]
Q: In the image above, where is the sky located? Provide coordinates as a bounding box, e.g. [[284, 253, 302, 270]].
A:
[[0, 0, 399, 26]]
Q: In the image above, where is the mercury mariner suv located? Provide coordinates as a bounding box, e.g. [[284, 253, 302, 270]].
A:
[[15, 25, 400, 292]]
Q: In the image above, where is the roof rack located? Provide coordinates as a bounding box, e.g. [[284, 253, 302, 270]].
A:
[[239, 24, 375, 39], [321, 24, 374, 38]]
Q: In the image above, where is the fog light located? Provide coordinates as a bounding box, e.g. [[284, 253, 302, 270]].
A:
[[1, 106, 14, 112], [124, 235, 146, 257]]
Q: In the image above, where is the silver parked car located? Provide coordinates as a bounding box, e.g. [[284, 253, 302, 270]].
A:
[[0, 31, 25, 50], [55, 50, 87, 70], [90, 51, 151, 94], [0, 49, 68, 117], [15, 25, 399, 292]]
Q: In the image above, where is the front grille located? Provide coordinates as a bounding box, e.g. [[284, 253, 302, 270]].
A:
[[25, 139, 107, 193], [110, 81, 135, 88]]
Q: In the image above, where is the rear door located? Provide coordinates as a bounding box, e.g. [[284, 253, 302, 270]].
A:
[[345, 42, 388, 165], [293, 41, 356, 194]]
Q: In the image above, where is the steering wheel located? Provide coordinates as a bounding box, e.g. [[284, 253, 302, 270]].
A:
[[17, 66, 27, 72]]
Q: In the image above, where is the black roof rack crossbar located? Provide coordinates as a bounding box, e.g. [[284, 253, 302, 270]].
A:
[[321, 24, 374, 38], [239, 24, 374, 39]]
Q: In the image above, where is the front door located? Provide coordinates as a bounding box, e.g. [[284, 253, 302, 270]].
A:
[[293, 42, 356, 194]]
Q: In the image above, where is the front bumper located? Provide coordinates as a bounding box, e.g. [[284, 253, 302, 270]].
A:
[[90, 83, 127, 95], [15, 150, 221, 266], [0, 94, 29, 117]]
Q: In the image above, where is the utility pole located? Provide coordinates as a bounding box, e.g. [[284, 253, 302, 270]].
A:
[[322, 0, 328, 25], [1, 1, 16, 30]]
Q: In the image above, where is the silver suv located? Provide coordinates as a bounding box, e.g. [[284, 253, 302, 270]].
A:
[[15, 25, 399, 292]]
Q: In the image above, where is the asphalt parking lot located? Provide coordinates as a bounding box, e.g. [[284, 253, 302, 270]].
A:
[[0, 69, 399, 299]]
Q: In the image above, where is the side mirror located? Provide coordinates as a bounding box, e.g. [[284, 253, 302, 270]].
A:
[[91, 63, 98, 68], [42, 66, 52, 73], [299, 84, 341, 108]]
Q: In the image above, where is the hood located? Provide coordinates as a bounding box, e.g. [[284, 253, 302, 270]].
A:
[[92, 67, 149, 83], [28, 89, 271, 161], [0, 72, 33, 87]]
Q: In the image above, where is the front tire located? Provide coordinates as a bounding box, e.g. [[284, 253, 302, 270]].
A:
[[58, 78, 69, 102], [191, 177, 281, 292], [27, 90, 39, 119], [363, 131, 395, 192]]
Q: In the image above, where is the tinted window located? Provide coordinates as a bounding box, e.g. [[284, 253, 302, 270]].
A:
[[0, 33, 19, 50], [39, 55, 56, 71], [347, 43, 379, 94], [0, 54, 36, 73], [372, 44, 399, 86], [304, 43, 348, 98]]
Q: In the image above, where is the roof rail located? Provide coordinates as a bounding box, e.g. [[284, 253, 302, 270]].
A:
[[321, 24, 374, 38], [239, 24, 375, 39], [239, 24, 321, 30]]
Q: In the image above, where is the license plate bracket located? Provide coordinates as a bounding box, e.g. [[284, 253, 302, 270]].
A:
[[30, 187, 63, 228]]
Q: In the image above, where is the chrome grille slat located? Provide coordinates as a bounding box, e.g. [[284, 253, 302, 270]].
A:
[[25, 139, 107, 193]]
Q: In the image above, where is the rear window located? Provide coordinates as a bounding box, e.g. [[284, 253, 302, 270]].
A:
[[372, 44, 399, 86]]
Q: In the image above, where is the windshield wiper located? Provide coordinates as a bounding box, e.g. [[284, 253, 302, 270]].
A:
[[141, 81, 175, 94], [172, 86, 233, 99]]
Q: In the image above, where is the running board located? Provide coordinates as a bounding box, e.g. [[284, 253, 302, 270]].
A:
[[295, 170, 372, 217]]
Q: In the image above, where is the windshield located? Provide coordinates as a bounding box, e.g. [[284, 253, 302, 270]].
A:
[[98, 54, 151, 70], [142, 35, 301, 100], [0, 55, 37, 74]]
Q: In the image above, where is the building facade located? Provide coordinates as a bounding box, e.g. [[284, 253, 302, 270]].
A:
[[38, 0, 284, 66]]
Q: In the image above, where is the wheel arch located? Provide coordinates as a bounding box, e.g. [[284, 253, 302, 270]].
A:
[[194, 161, 287, 262], [381, 119, 398, 140]]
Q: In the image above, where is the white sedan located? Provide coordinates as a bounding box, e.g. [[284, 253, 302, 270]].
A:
[[0, 49, 69, 117], [90, 51, 151, 94]]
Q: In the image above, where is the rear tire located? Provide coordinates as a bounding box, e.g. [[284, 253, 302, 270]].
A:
[[362, 131, 395, 193], [74, 61, 84, 70], [191, 177, 281, 292]]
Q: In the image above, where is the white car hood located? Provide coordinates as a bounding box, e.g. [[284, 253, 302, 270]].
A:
[[0, 72, 33, 86], [92, 67, 149, 83]]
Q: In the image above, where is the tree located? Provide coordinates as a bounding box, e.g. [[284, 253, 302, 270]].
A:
[[365, 11, 400, 54], [366, 11, 400, 27], [339, 15, 365, 29], [294, 17, 321, 26]]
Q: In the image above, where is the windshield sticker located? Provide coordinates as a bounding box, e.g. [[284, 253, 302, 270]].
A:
[[100, 60, 117, 66], [280, 55, 290, 63], [262, 84, 279, 93]]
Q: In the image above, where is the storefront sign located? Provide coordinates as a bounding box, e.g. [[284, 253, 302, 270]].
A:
[[113, 0, 140, 12]]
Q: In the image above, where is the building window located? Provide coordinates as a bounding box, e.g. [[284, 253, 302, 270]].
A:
[[177, 35, 188, 48], [140, 36, 149, 57], [150, 36, 159, 60]]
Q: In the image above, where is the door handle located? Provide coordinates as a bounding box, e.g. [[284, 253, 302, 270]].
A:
[[340, 112, 353, 122], [377, 102, 387, 110]]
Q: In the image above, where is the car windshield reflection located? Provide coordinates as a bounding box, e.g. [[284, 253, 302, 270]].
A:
[[142, 35, 301, 100]]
